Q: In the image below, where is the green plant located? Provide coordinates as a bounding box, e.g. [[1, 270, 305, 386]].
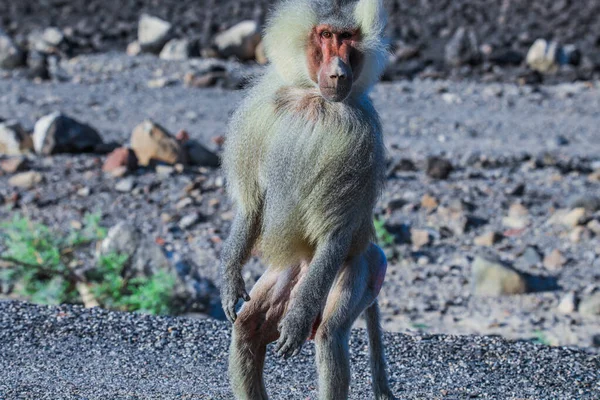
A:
[[92, 253, 175, 315], [533, 330, 551, 346], [0, 214, 176, 315], [374, 216, 395, 247]]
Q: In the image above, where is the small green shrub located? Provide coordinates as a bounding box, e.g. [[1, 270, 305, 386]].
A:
[[0, 214, 175, 315], [374, 216, 395, 248]]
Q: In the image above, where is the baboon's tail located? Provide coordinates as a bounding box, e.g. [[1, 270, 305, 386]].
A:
[[365, 300, 395, 400]]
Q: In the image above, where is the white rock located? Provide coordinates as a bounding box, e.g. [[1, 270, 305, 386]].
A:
[[138, 14, 173, 54], [160, 39, 196, 61], [214, 20, 261, 61], [0, 121, 33, 155], [526, 39, 559, 73]]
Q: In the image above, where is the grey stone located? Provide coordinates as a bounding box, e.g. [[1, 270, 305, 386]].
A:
[[445, 27, 480, 66], [0, 28, 25, 69]]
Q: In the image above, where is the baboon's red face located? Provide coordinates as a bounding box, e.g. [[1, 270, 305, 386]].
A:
[[307, 25, 363, 102]]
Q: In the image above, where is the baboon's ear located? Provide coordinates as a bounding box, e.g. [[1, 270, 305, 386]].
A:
[[354, 0, 386, 38]]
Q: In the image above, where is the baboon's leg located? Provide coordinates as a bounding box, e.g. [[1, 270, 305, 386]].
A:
[[229, 265, 305, 400], [314, 243, 388, 400]]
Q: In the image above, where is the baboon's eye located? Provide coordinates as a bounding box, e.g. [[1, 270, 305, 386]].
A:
[[340, 32, 353, 40], [321, 31, 332, 39]]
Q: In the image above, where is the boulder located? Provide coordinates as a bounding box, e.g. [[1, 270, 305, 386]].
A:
[[213, 20, 261, 61], [138, 14, 173, 54], [0, 29, 24, 70], [471, 255, 527, 296], [444, 27, 480, 66], [0, 122, 33, 155], [33, 112, 103, 155], [130, 120, 184, 166], [159, 39, 198, 61]]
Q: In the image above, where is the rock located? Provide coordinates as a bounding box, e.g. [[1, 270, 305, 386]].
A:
[[77, 187, 90, 197], [99, 222, 141, 262], [557, 292, 577, 314], [519, 246, 543, 266], [488, 48, 524, 66], [525, 39, 578, 73], [0, 157, 28, 174], [138, 14, 173, 54], [33, 112, 103, 155], [0, 122, 33, 155], [393, 158, 417, 172], [183, 140, 220, 167], [147, 77, 177, 88], [506, 183, 526, 197], [115, 177, 135, 193], [444, 27, 480, 66], [587, 220, 600, 235], [213, 20, 261, 61], [569, 195, 600, 213], [503, 203, 530, 229], [255, 40, 268, 65], [593, 334, 600, 348], [159, 38, 198, 61], [426, 156, 453, 179], [27, 50, 49, 80], [471, 255, 527, 296], [579, 293, 600, 317], [156, 165, 175, 176], [179, 213, 200, 229], [130, 120, 184, 166], [126, 41, 142, 56], [549, 208, 587, 228], [421, 194, 439, 211], [526, 39, 559, 73], [9, 171, 43, 189], [411, 229, 432, 248], [28, 27, 66, 54], [0, 28, 25, 69], [544, 249, 566, 270], [474, 231, 501, 247], [431, 205, 471, 236], [183, 70, 228, 88], [570, 226, 593, 243], [103, 147, 138, 175]]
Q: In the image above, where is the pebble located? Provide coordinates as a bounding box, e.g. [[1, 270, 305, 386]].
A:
[[179, 213, 200, 230], [544, 249, 566, 270], [8, 171, 43, 189], [115, 177, 135, 193]]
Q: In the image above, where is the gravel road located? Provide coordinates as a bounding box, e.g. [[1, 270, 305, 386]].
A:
[[0, 301, 598, 400]]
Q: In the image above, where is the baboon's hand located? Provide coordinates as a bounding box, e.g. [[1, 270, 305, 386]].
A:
[[275, 306, 314, 359], [221, 271, 250, 323]]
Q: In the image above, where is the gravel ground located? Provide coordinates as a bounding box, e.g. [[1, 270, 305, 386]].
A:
[[1, 53, 600, 352], [2, 0, 600, 82], [0, 301, 598, 400]]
